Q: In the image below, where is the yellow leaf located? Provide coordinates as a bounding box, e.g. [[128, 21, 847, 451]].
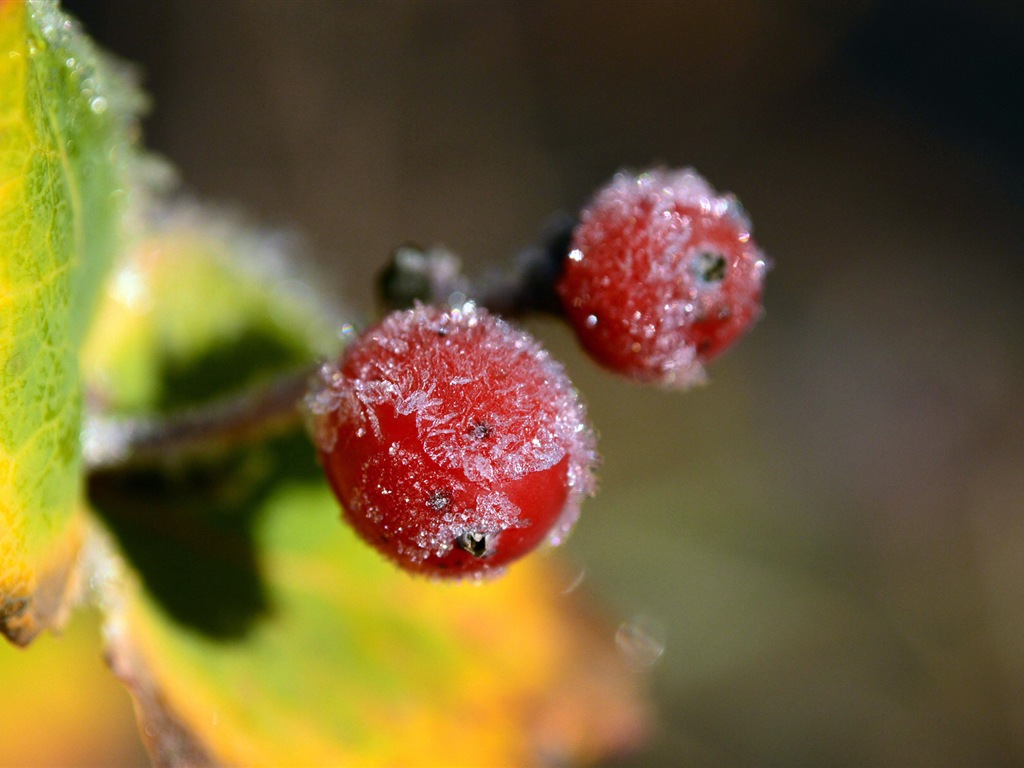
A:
[[0, 607, 148, 767]]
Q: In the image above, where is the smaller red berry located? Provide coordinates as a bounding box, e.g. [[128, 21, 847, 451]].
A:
[[556, 168, 769, 388], [307, 304, 596, 578]]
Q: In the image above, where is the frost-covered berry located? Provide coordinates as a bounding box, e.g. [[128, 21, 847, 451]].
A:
[[308, 304, 597, 577], [556, 168, 768, 388]]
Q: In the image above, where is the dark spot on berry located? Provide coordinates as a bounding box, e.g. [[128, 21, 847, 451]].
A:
[[426, 489, 452, 511], [692, 250, 727, 283], [468, 420, 493, 440], [456, 531, 491, 558], [436, 327, 448, 337]]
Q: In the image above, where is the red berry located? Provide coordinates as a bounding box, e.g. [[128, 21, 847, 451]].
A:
[[556, 168, 768, 388], [308, 304, 596, 577]]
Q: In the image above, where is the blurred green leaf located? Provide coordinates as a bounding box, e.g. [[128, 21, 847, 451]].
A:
[[86, 216, 648, 766]]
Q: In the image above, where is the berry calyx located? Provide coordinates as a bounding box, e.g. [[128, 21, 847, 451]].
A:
[[556, 168, 768, 388], [308, 304, 596, 577]]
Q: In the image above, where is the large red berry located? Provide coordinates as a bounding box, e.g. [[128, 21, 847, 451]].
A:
[[308, 304, 596, 577], [556, 168, 768, 388]]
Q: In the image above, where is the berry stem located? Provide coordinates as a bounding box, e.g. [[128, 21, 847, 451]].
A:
[[377, 214, 575, 318], [83, 364, 318, 473]]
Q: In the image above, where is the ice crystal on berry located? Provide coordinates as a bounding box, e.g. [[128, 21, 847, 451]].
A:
[[308, 304, 597, 577], [557, 168, 768, 387]]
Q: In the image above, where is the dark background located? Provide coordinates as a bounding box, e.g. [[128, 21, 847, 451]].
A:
[[60, 1, 1024, 765]]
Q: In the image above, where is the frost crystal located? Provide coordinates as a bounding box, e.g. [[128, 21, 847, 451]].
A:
[[310, 304, 597, 576]]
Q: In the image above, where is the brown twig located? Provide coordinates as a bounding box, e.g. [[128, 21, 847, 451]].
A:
[[83, 365, 317, 473]]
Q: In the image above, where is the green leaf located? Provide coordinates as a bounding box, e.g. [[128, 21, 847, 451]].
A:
[[86, 216, 648, 766], [0, 0, 141, 644]]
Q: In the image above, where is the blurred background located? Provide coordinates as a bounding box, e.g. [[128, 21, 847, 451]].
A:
[[5, 0, 1023, 765]]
